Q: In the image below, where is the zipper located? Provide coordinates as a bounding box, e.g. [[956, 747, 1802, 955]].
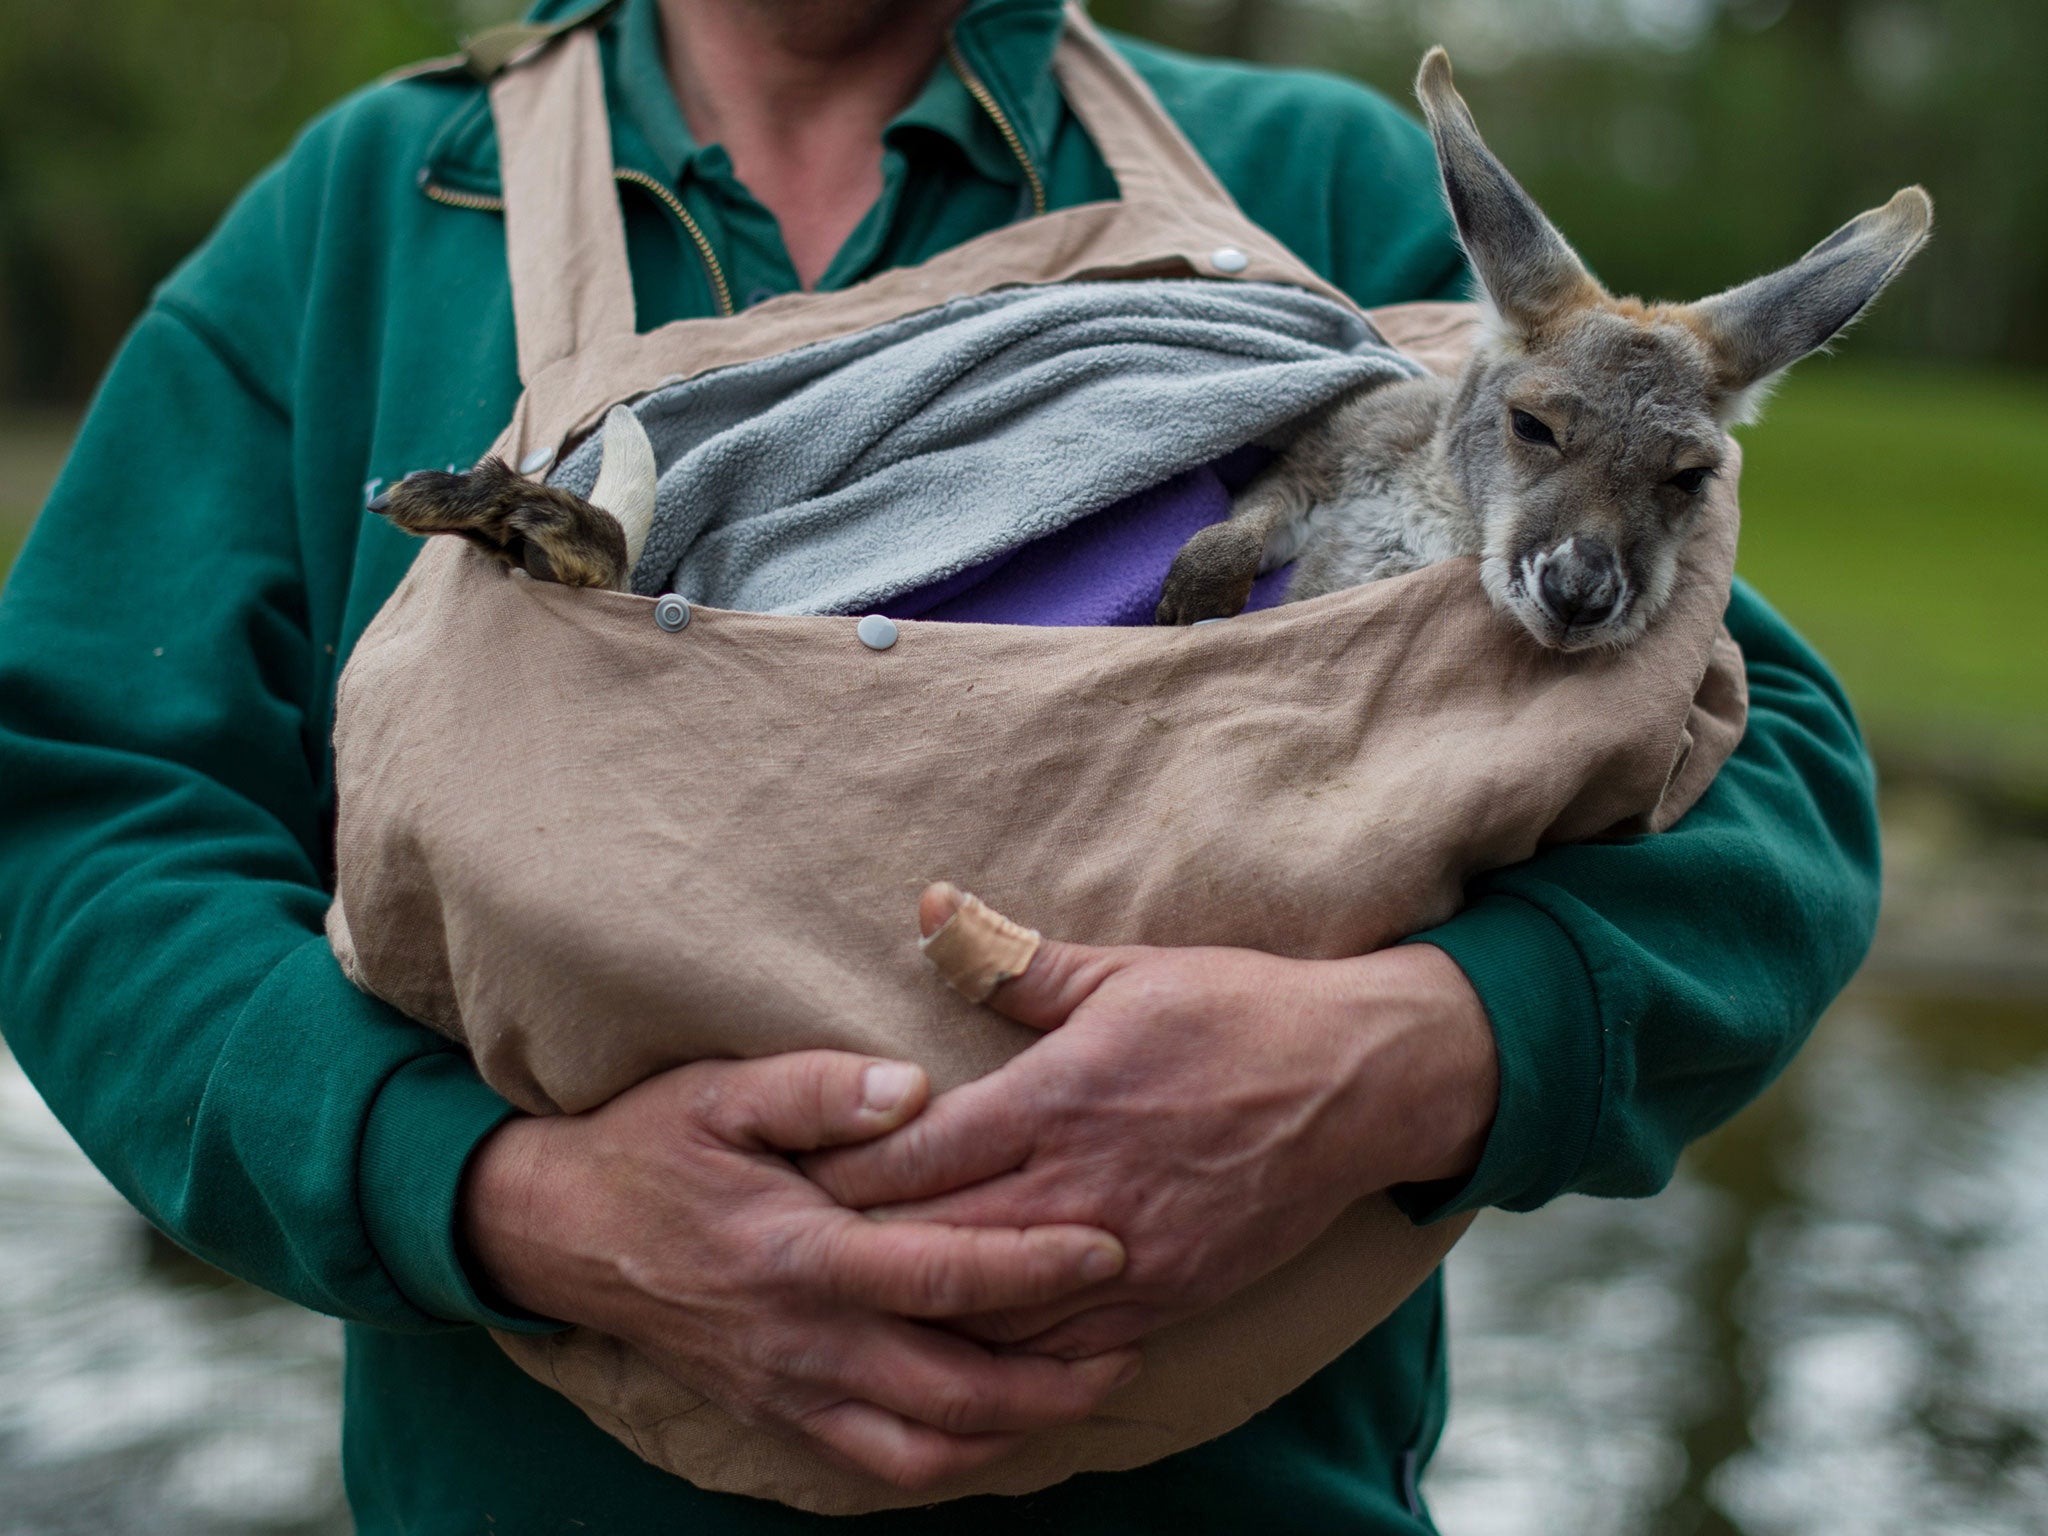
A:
[[945, 37, 1048, 219], [613, 168, 735, 318], [420, 170, 736, 320], [419, 179, 504, 213]]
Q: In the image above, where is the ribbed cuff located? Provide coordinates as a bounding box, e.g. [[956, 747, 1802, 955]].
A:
[[1393, 893, 1604, 1222], [358, 1048, 565, 1334]]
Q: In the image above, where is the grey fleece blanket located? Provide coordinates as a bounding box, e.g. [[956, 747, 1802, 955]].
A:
[[550, 280, 1421, 614]]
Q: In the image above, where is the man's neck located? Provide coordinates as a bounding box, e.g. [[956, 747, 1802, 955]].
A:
[[659, 0, 968, 290]]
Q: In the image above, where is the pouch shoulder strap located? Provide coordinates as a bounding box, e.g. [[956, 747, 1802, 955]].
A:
[[1051, 5, 1243, 213], [489, 24, 636, 384]]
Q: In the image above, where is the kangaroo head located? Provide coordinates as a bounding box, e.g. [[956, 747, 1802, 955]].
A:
[[1415, 47, 1932, 651]]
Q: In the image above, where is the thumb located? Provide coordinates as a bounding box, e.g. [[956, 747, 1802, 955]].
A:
[[688, 1051, 930, 1154], [917, 883, 1124, 1032]]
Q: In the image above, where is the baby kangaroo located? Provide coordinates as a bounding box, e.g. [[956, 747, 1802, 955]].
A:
[[1156, 48, 1933, 648]]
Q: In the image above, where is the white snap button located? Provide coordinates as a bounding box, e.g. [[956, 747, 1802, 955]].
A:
[[654, 594, 691, 632], [1209, 247, 1250, 274], [518, 446, 555, 475], [856, 614, 899, 650]]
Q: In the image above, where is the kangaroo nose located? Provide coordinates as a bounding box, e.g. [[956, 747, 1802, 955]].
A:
[[1537, 538, 1621, 628]]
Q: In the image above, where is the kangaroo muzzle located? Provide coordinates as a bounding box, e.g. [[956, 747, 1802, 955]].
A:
[[1529, 536, 1627, 636]]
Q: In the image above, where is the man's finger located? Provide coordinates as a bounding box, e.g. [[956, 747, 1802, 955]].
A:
[[858, 1169, 1066, 1229], [798, 1399, 1023, 1493], [949, 1300, 1169, 1359], [1012, 1301, 1170, 1361], [826, 1319, 1140, 1435], [806, 1211, 1125, 1317], [918, 883, 1125, 1033], [945, 1287, 1095, 1349], [802, 1071, 1032, 1208], [980, 933, 1124, 1031], [941, 1260, 1153, 1354], [689, 1051, 929, 1153]]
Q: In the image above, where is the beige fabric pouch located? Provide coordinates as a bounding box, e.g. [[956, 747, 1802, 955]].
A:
[[327, 371, 1746, 1513]]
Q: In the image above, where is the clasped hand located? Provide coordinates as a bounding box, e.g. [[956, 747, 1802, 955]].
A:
[[807, 893, 1498, 1360]]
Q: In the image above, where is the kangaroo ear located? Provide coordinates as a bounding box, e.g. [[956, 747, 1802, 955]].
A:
[[1416, 47, 1601, 338], [1686, 187, 1933, 422]]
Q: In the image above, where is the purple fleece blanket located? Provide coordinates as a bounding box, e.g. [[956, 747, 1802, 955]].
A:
[[879, 448, 1292, 625]]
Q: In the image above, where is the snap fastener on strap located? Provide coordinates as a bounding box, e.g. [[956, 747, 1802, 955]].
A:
[[654, 594, 691, 632], [518, 446, 555, 475], [1209, 246, 1250, 273], [856, 614, 898, 650]]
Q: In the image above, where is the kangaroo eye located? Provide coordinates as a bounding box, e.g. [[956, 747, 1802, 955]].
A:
[[1511, 410, 1558, 447], [1669, 467, 1712, 495]]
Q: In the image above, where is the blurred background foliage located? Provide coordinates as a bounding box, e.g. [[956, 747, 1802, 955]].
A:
[[4, 0, 2043, 397], [1103, 0, 2048, 370], [1, 0, 2043, 786], [0, 0, 494, 403]]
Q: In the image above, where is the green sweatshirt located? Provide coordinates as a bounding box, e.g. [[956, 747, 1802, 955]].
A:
[[0, 0, 1880, 1530]]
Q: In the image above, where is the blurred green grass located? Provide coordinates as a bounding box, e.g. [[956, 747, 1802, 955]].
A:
[[2, 369, 2045, 783], [1731, 359, 2048, 785]]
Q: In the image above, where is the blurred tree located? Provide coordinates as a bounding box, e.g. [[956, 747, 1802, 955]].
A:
[[1, 0, 2043, 403], [1098, 0, 2048, 368], [0, 0, 519, 401]]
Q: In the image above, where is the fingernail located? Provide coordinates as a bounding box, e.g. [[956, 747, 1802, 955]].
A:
[[1113, 1356, 1142, 1389], [917, 882, 967, 939], [1080, 1243, 1122, 1284], [862, 1062, 920, 1113]]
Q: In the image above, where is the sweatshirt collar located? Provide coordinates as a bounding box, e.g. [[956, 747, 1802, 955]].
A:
[[420, 0, 1068, 200]]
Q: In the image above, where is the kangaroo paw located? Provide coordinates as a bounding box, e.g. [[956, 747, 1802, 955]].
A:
[[1155, 521, 1265, 625], [370, 459, 630, 590]]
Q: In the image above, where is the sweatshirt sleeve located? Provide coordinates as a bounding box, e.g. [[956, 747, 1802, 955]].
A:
[[1396, 579, 1883, 1218], [0, 295, 548, 1334]]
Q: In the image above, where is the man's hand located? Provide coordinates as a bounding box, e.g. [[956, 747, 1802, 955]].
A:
[[806, 906, 1498, 1362], [458, 1051, 1139, 1492]]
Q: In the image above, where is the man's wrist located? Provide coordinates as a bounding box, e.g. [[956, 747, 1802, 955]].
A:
[[457, 1113, 571, 1323], [1329, 943, 1500, 1191], [1400, 943, 1501, 1182]]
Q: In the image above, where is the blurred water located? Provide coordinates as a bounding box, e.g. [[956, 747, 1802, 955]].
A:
[[8, 412, 342, 1535], [0, 802, 2042, 1534], [0, 1060, 348, 1535], [1428, 993, 2048, 1536], [1429, 789, 2048, 1535]]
